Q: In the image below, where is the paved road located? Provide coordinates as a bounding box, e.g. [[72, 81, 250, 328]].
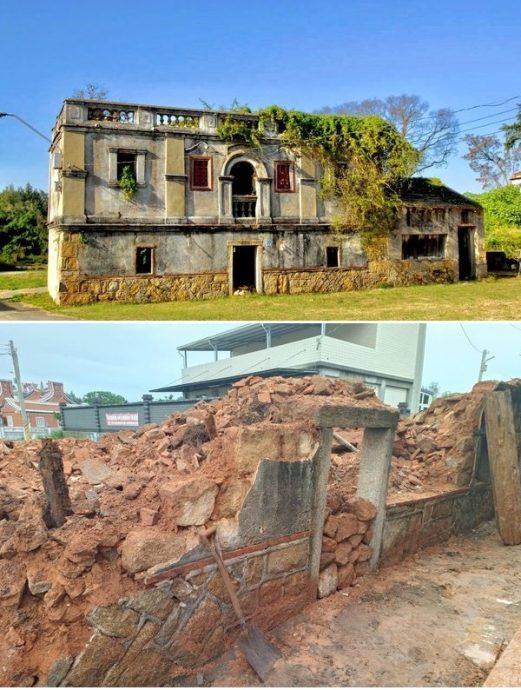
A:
[[0, 287, 72, 321], [0, 299, 72, 321]]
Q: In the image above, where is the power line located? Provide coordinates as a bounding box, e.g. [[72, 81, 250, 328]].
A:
[[459, 324, 482, 354]]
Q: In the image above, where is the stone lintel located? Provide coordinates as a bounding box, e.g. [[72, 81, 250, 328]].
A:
[[315, 405, 399, 429]]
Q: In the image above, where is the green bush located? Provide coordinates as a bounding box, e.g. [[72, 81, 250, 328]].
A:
[[467, 185, 521, 257]]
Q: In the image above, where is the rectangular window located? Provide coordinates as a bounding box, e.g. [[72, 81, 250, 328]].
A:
[[402, 234, 446, 259], [136, 247, 153, 274], [275, 161, 295, 192], [461, 209, 472, 223], [326, 246, 339, 267], [6, 416, 13, 427], [117, 151, 137, 181], [406, 208, 432, 228], [190, 157, 212, 191], [36, 416, 45, 428]]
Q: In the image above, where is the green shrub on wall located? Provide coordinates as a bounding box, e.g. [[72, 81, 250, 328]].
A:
[[217, 106, 418, 254]]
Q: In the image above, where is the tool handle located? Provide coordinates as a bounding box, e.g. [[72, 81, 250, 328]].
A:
[[199, 530, 246, 627]]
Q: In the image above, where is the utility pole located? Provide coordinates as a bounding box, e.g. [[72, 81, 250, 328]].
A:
[[9, 340, 31, 440], [478, 349, 495, 382]]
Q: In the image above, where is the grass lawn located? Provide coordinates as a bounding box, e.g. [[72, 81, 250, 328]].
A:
[[11, 276, 521, 320], [0, 270, 47, 291]]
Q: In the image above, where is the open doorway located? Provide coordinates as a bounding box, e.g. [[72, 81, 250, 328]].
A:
[[232, 245, 257, 292], [458, 227, 475, 280]]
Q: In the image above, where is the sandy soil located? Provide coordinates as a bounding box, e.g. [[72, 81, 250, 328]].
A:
[[201, 521, 521, 687]]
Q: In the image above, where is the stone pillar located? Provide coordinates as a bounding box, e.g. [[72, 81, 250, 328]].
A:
[[309, 428, 333, 590], [61, 130, 87, 222], [298, 154, 318, 223], [357, 424, 398, 568], [39, 439, 73, 528], [165, 137, 186, 222], [219, 176, 234, 222], [257, 177, 272, 223]]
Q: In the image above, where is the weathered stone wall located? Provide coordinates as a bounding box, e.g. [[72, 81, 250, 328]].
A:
[[59, 533, 311, 687], [50, 225, 458, 304], [263, 259, 457, 295], [381, 482, 494, 566]]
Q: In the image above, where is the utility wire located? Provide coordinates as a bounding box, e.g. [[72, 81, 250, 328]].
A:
[[459, 324, 482, 354]]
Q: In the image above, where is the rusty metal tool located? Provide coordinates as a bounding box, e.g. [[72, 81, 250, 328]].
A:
[[199, 526, 281, 681]]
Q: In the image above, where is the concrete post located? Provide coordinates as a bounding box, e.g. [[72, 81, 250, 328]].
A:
[[39, 439, 73, 528], [357, 424, 397, 568], [309, 428, 333, 591]]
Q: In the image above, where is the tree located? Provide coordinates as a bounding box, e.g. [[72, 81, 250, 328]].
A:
[[504, 105, 521, 149], [65, 391, 83, 404], [0, 184, 48, 263], [466, 185, 521, 257], [82, 391, 127, 405], [463, 133, 521, 189], [72, 83, 109, 100], [317, 95, 459, 172], [426, 381, 440, 397]]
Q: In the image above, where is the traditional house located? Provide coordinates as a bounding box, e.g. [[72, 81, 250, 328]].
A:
[[48, 99, 486, 304], [0, 380, 73, 438]]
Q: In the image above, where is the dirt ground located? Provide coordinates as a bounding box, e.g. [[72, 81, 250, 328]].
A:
[[201, 521, 521, 687]]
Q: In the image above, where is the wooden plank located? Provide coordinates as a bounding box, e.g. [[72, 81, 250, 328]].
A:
[[484, 390, 521, 545]]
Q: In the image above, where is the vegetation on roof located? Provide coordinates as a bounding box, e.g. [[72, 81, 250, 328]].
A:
[[217, 106, 419, 255]]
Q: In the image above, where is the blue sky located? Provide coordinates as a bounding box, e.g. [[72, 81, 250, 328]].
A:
[[1, 0, 520, 193], [0, 322, 518, 401]]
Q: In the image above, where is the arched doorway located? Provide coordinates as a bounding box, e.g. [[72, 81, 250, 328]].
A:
[[230, 161, 256, 218]]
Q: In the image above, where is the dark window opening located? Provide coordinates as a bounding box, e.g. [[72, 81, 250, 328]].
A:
[[190, 157, 211, 191], [136, 247, 153, 274], [231, 161, 255, 196], [402, 234, 446, 259], [232, 245, 257, 291], [117, 151, 137, 181], [461, 209, 472, 223], [406, 208, 432, 228], [326, 246, 339, 267], [231, 161, 256, 218], [275, 161, 294, 192]]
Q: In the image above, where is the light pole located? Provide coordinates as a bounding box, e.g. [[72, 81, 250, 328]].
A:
[[0, 112, 51, 144]]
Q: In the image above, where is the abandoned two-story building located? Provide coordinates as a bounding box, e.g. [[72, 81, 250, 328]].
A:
[[47, 99, 486, 305]]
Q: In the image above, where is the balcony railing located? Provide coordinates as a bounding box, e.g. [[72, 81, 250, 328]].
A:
[[233, 195, 257, 219]]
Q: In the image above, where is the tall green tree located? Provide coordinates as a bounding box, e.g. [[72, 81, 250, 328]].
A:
[[0, 184, 48, 263], [82, 391, 127, 405]]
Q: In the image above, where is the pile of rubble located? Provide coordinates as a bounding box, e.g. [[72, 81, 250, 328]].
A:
[[319, 494, 376, 597], [0, 374, 387, 686]]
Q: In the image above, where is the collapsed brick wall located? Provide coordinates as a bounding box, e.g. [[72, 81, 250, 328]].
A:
[[0, 375, 388, 687], [2, 375, 518, 686]]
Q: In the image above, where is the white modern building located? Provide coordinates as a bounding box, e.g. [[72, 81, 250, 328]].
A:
[[154, 322, 427, 412]]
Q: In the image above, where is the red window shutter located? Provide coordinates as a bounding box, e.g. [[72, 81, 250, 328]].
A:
[[192, 159, 209, 189], [276, 162, 292, 191]]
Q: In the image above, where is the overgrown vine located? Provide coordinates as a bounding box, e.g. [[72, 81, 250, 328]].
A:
[[119, 165, 138, 202], [217, 105, 419, 254]]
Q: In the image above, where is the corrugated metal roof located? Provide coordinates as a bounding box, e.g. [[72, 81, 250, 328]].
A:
[[178, 323, 328, 352]]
